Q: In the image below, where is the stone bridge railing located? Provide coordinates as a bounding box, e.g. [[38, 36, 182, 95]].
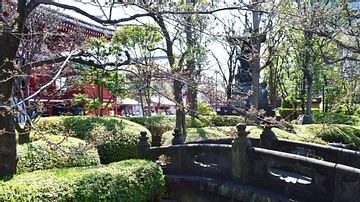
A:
[[138, 124, 360, 202]]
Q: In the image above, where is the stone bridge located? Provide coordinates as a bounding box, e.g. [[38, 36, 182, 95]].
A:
[[137, 124, 360, 202]]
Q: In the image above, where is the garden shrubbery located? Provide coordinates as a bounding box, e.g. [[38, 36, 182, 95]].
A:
[[279, 108, 322, 121], [35, 116, 151, 164], [17, 136, 100, 174], [313, 125, 360, 149], [312, 112, 360, 125], [124, 116, 175, 146], [200, 115, 246, 127], [33, 116, 65, 137], [61, 116, 151, 164], [1, 159, 165, 202], [125, 115, 244, 129]]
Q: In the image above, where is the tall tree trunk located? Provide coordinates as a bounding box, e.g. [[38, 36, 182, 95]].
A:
[[185, 13, 197, 119], [145, 88, 152, 116], [0, 0, 27, 177], [188, 86, 197, 117], [304, 30, 313, 120], [305, 70, 313, 116], [139, 91, 145, 116], [251, 4, 261, 111], [151, 14, 186, 133], [0, 37, 18, 178], [15, 111, 30, 145]]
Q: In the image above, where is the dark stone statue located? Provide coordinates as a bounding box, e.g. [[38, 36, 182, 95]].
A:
[[259, 81, 269, 109]]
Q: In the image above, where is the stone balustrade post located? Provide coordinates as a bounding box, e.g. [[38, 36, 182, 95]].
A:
[[138, 131, 150, 159], [172, 128, 184, 145], [232, 123, 251, 185], [260, 125, 277, 149]]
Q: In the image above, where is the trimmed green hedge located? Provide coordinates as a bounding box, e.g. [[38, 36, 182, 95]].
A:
[[200, 115, 246, 127], [125, 115, 244, 129], [35, 116, 151, 164], [123, 116, 175, 146], [34, 117, 66, 137], [17, 136, 100, 174], [279, 108, 322, 121], [312, 112, 360, 125], [61, 116, 151, 164], [1, 159, 165, 202]]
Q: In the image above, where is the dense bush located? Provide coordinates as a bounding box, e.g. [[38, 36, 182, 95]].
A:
[[316, 125, 360, 149], [312, 112, 360, 125], [161, 127, 234, 146], [125, 115, 244, 129], [202, 115, 246, 127], [279, 108, 322, 121], [124, 116, 175, 146], [61, 116, 151, 164], [1, 159, 166, 202], [33, 116, 66, 137], [17, 136, 100, 174]]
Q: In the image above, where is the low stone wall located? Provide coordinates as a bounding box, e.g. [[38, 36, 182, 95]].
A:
[[165, 175, 293, 202], [138, 124, 360, 202]]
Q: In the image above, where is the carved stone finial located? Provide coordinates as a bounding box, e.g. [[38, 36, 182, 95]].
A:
[[138, 131, 150, 146], [172, 128, 183, 145], [236, 123, 250, 138]]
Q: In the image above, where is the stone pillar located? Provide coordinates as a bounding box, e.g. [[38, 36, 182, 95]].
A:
[[172, 128, 184, 145], [232, 123, 251, 185], [138, 131, 150, 159], [260, 125, 277, 149]]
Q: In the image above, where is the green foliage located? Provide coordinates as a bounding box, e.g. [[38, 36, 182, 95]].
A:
[[279, 108, 322, 121], [197, 102, 212, 115], [1, 159, 165, 202], [279, 108, 298, 121], [123, 116, 175, 146], [312, 125, 360, 149], [73, 36, 128, 115], [312, 112, 360, 125], [281, 99, 293, 108], [113, 24, 163, 56], [125, 115, 246, 131], [34, 117, 66, 137], [71, 93, 88, 107], [61, 116, 150, 164], [161, 126, 234, 146], [87, 97, 102, 114], [16, 136, 100, 174], [354, 108, 360, 116], [202, 115, 246, 127]]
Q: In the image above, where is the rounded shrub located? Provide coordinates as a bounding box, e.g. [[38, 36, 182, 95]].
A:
[[17, 136, 100, 174], [202, 115, 246, 127], [312, 112, 360, 125], [1, 159, 166, 202], [62, 116, 151, 164], [124, 116, 175, 146], [33, 116, 66, 137]]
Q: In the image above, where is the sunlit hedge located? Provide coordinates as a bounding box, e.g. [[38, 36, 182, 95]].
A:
[[36, 116, 151, 164], [17, 136, 100, 174], [2, 159, 165, 202]]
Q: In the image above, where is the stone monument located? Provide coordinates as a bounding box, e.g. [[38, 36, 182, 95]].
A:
[[217, 41, 274, 116]]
